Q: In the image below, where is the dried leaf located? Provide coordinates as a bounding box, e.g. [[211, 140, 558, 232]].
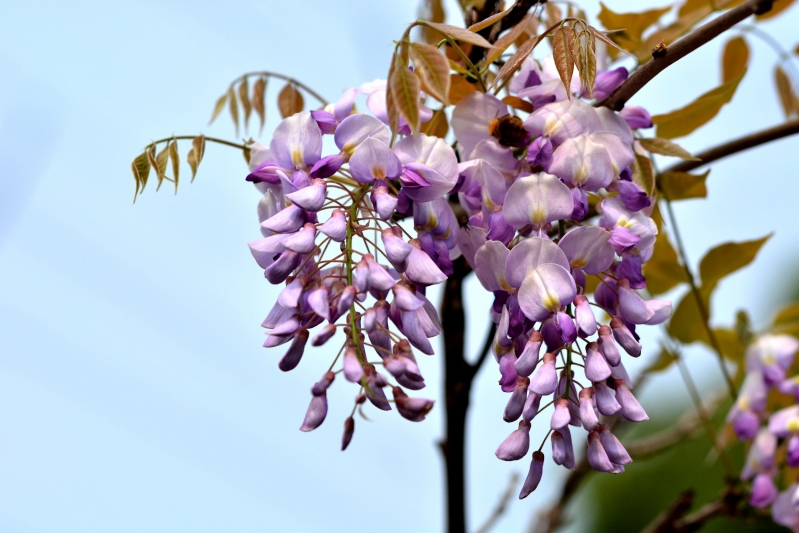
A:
[[644, 230, 687, 295], [652, 73, 744, 139], [239, 78, 252, 131], [252, 76, 267, 133], [278, 83, 304, 119], [228, 86, 239, 136], [131, 152, 150, 201], [420, 0, 446, 45], [168, 140, 179, 194], [644, 346, 679, 374], [389, 54, 421, 134], [468, 5, 513, 32], [155, 144, 169, 190], [487, 13, 535, 64], [597, 2, 671, 55], [587, 26, 632, 57], [421, 108, 449, 138], [639, 137, 700, 160], [545, 2, 562, 25], [187, 135, 205, 182], [552, 24, 577, 98], [502, 95, 533, 113], [755, 0, 796, 20], [424, 22, 494, 48], [209, 93, 227, 124], [574, 29, 597, 97], [632, 150, 656, 197], [409, 42, 451, 105], [493, 33, 543, 87], [699, 234, 771, 297], [775, 66, 798, 118], [722, 36, 749, 84], [449, 73, 479, 104], [659, 170, 709, 201]]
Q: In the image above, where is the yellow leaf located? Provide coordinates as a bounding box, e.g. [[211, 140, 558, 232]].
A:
[[168, 140, 179, 194], [238, 78, 252, 131], [155, 144, 169, 190], [644, 346, 679, 374], [713, 328, 746, 362], [228, 86, 239, 136], [775, 66, 798, 118], [209, 93, 227, 124], [632, 151, 656, 197], [390, 54, 421, 134], [668, 290, 709, 344], [772, 302, 799, 336], [278, 83, 304, 119], [545, 2, 562, 26], [597, 2, 671, 55], [467, 5, 513, 32], [699, 234, 771, 296], [424, 22, 494, 48], [131, 152, 150, 202], [652, 73, 744, 139], [187, 135, 205, 182], [574, 29, 597, 97], [421, 108, 449, 138], [552, 24, 576, 99], [501, 95, 533, 113], [722, 36, 749, 83], [755, 0, 796, 19], [449, 74, 479, 105], [644, 230, 687, 295], [659, 170, 709, 201], [409, 42, 451, 105], [252, 76, 267, 134], [639, 137, 700, 160], [420, 0, 446, 45]]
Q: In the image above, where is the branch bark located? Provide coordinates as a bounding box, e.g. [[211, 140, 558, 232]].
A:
[[599, 0, 774, 111], [663, 119, 799, 174]]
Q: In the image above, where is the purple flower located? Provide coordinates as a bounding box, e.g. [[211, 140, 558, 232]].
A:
[[502, 173, 573, 233], [519, 451, 545, 499], [451, 92, 509, 157], [591, 66, 628, 100], [619, 105, 653, 129], [496, 421, 531, 461], [558, 226, 615, 275], [392, 387, 434, 422], [549, 132, 633, 192]]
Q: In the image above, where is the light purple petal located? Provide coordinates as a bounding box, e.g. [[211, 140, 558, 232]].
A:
[[502, 173, 573, 230], [505, 236, 570, 289], [394, 133, 459, 184], [270, 112, 322, 170], [349, 137, 402, 183], [558, 226, 615, 274], [474, 241, 512, 292], [404, 245, 447, 286], [450, 92, 509, 157], [518, 264, 576, 321], [334, 113, 388, 155]]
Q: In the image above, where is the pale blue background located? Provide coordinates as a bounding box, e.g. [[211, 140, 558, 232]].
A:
[[1, 1, 797, 532]]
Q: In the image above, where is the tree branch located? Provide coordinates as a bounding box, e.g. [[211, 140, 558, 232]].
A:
[[599, 0, 774, 111], [474, 472, 520, 533], [469, 322, 498, 377], [664, 119, 799, 174]]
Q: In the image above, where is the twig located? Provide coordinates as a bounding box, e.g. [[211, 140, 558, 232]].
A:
[[470, 322, 498, 377], [231, 71, 329, 106], [474, 472, 520, 533], [641, 490, 696, 533], [599, 0, 775, 111], [664, 119, 799, 174]]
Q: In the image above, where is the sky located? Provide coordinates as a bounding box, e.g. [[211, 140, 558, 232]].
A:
[[1, 1, 798, 532]]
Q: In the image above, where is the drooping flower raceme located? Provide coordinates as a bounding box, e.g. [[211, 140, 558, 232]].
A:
[[245, 54, 670, 497]]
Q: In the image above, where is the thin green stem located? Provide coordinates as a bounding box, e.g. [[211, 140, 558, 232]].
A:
[[346, 186, 370, 362], [417, 21, 487, 92]]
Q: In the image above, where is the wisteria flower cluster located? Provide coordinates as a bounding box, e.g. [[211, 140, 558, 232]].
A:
[[726, 334, 799, 528], [245, 53, 672, 498]]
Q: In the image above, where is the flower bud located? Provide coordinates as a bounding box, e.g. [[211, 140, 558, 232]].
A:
[[585, 342, 611, 382], [341, 417, 355, 451], [610, 317, 642, 357], [392, 387, 434, 422], [579, 387, 599, 430], [504, 377, 530, 422], [615, 379, 648, 422], [519, 451, 545, 499], [278, 327, 308, 371], [529, 353, 558, 396], [515, 331, 543, 377], [495, 421, 531, 461]]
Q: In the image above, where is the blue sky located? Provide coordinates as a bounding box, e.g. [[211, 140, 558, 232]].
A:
[[1, 1, 798, 532]]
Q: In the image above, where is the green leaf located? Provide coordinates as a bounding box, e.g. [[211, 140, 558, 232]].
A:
[[698, 234, 771, 297], [131, 151, 150, 202], [644, 230, 687, 295], [639, 138, 699, 160], [209, 93, 227, 124], [187, 135, 205, 182], [228, 86, 239, 136], [722, 36, 749, 84], [652, 73, 745, 139], [659, 170, 709, 201], [169, 140, 179, 194], [644, 345, 678, 374], [409, 42, 451, 105], [389, 53, 420, 134]]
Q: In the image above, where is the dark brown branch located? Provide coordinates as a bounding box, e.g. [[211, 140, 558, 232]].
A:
[[470, 322, 498, 377], [599, 0, 774, 111], [466, 0, 540, 65], [642, 483, 746, 533], [664, 119, 799, 174], [642, 490, 696, 533]]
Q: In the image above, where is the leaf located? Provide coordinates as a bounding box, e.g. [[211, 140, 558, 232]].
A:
[[502, 95, 533, 113], [228, 86, 239, 136], [668, 290, 709, 344], [409, 42, 451, 105], [209, 93, 227, 124], [587, 26, 632, 57], [168, 140, 179, 194], [238, 78, 252, 131], [652, 73, 744, 139], [644, 230, 687, 295], [698, 234, 771, 297], [449, 73, 478, 104], [154, 144, 169, 190], [722, 36, 749, 84], [131, 152, 150, 201], [487, 13, 535, 64], [252, 76, 267, 133], [755, 0, 796, 20], [659, 170, 709, 201], [493, 33, 543, 87], [574, 28, 597, 97], [389, 54, 421, 134], [468, 5, 513, 32], [632, 150, 656, 197], [772, 302, 799, 336], [775, 66, 798, 118], [644, 346, 679, 374], [639, 137, 700, 160], [713, 328, 746, 362], [552, 24, 576, 98], [545, 2, 562, 25], [421, 108, 449, 138], [278, 83, 304, 119], [187, 135, 205, 182], [597, 2, 671, 55], [420, 0, 446, 45], [424, 22, 494, 48]]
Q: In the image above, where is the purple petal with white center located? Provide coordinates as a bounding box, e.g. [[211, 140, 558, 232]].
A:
[[270, 112, 322, 170], [286, 179, 327, 211], [495, 423, 531, 461], [502, 173, 574, 230], [549, 134, 615, 191], [585, 342, 611, 382], [594, 381, 621, 416], [587, 430, 614, 472], [505, 236, 570, 288], [394, 133, 459, 184], [281, 223, 317, 254], [450, 92, 509, 157], [558, 226, 615, 274], [519, 451, 545, 499], [518, 264, 576, 321], [349, 137, 402, 183], [768, 405, 799, 438], [261, 204, 305, 234], [278, 327, 308, 371], [524, 99, 603, 145], [334, 113, 388, 155], [600, 197, 657, 253], [404, 244, 447, 286], [317, 210, 347, 242], [596, 107, 634, 144]]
